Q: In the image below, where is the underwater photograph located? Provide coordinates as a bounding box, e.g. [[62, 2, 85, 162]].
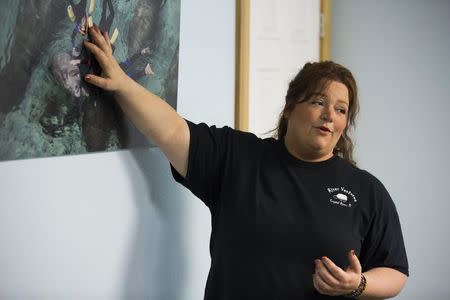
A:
[[0, 0, 180, 161]]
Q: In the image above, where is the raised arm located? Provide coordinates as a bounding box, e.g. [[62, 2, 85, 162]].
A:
[[83, 26, 189, 177]]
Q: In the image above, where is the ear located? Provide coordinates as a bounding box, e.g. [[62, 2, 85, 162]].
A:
[[283, 109, 291, 120]]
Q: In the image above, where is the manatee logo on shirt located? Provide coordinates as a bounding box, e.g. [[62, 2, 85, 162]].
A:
[[326, 187, 357, 208]]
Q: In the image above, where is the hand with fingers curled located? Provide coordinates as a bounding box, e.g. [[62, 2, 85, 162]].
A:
[[312, 250, 366, 298], [82, 25, 131, 92]]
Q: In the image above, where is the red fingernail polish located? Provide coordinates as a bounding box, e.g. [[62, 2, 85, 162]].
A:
[[85, 75, 91, 81], [352, 250, 356, 256]]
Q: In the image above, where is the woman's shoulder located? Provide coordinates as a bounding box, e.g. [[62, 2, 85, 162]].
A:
[[232, 129, 278, 155], [187, 120, 274, 153], [335, 158, 393, 201], [336, 157, 383, 184], [339, 160, 397, 212]]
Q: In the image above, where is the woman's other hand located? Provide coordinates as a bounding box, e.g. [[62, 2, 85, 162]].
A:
[[83, 26, 130, 92], [312, 250, 362, 296]]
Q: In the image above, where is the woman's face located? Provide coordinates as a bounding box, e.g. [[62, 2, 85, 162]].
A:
[[284, 80, 349, 161]]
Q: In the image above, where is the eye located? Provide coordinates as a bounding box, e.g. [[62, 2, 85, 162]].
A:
[[337, 108, 347, 115], [310, 99, 325, 106]]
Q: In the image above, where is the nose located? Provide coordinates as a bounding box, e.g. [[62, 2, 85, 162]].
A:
[[320, 105, 334, 122]]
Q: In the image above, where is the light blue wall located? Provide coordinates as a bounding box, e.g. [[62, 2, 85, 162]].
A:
[[332, 1, 450, 299], [0, 1, 235, 299]]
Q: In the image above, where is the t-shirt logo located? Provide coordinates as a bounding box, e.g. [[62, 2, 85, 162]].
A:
[[326, 187, 357, 208]]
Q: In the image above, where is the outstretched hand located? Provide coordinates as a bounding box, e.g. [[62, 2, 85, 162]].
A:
[[312, 250, 362, 296], [82, 26, 130, 92]]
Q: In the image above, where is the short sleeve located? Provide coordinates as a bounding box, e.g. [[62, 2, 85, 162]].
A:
[[170, 120, 235, 211], [359, 177, 410, 276]]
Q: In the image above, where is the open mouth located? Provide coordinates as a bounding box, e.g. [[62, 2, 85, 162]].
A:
[[318, 126, 332, 133]]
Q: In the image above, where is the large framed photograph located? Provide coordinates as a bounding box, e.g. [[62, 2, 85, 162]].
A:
[[0, 0, 180, 162], [235, 0, 331, 135]]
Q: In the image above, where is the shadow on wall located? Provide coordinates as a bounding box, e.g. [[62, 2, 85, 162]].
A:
[[122, 147, 187, 299]]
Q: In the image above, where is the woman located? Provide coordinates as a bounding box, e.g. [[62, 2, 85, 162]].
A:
[[83, 26, 409, 299]]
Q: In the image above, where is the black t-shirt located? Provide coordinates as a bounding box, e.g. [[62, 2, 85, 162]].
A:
[[171, 121, 409, 300]]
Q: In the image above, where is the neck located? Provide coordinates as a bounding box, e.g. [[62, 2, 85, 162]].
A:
[[284, 136, 333, 162]]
